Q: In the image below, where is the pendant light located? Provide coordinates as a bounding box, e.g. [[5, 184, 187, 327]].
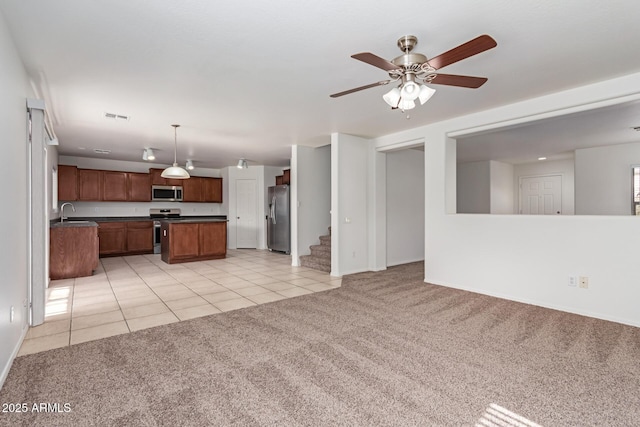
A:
[[161, 124, 190, 179]]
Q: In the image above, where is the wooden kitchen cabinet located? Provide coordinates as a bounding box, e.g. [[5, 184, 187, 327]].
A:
[[199, 222, 227, 257], [126, 221, 154, 254], [102, 171, 128, 201], [161, 220, 227, 264], [50, 224, 99, 279], [202, 177, 223, 203], [57, 165, 78, 201], [182, 176, 203, 202], [97, 222, 127, 255], [128, 172, 151, 201], [282, 169, 290, 185], [182, 176, 222, 203], [97, 221, 154, 256], [78, 169, 102, 201]]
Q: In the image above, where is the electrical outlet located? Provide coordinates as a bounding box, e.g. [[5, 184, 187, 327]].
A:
[[579, 276, 589, 289], [568, 276, 577, 287]]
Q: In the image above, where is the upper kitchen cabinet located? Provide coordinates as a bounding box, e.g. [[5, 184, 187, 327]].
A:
[[78, 169, 103, 201], [202, 178, 223, 203], [103, 171, 151, 202], [182, 176, 203, 202], [183, 176, 222, 203], [102, 171, 128, 201], [57, 165, 78, 201], [149, 168, 184, 187], [283, 169, 290, 185], [128, 172, 151, 201]]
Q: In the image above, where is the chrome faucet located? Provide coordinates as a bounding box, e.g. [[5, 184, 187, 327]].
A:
[[60, 202, 75, 222]]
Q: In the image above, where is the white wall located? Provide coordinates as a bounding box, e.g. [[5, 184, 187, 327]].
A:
[[374, 71, 640, 327], [457, 160, 515, 214], [0, 10, 34, 388], [386, 149, 425, 266], [575, 142, 640, 215], [457, 161, 491, 213], [490, 161, 514, 214], [514, 158, 575, 215], [291, 145, 331, 265], [331, 133, 371, 276], [57, 156, 225, 217]]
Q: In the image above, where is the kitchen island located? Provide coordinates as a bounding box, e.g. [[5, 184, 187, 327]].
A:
[[160, 218, 227, 264], [50, 220, 99, 279]]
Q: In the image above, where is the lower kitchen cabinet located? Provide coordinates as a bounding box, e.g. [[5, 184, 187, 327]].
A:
[[97, 222, 127, 255], [97, 221, 153, 256], [161, 220, 226, 264], [126, 221, 154, 254], [50, 224, 99, 279]]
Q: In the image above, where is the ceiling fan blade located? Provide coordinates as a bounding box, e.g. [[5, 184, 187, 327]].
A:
[[330, 80, 390, 98], [351, 53, 400, 72], [428, 74, 488, 88], [427, 35, 497, 70]]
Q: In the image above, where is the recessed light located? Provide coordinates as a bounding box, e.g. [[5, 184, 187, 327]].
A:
[[94, 148, 111, 154], [538, 157, 547, 161]]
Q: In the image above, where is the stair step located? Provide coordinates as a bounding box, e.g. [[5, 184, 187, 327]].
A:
[[310, 244, 331, 258], [300, 255, 331, 272], [319, 235, 331, 246]]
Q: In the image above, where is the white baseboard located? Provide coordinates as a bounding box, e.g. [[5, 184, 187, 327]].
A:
[[426, 279, 640, 328]]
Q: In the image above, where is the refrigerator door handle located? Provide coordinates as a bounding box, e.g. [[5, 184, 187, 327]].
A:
[[271, 196, 276, 224]]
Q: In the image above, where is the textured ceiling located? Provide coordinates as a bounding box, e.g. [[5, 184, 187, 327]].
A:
[[2, 0, 640, 169]]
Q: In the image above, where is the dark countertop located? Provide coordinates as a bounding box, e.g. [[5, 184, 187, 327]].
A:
[[160, 218, 228, 224], [51, 220, 99, 228], [50, 215, 227, 224]]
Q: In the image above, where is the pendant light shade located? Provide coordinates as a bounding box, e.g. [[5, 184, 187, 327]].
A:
[[161, 124, 190, 179], [185, 160, 195, 170], [237, 159, 248, 169]]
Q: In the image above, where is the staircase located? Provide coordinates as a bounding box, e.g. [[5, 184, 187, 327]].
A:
[[300, 227, 331, 272]]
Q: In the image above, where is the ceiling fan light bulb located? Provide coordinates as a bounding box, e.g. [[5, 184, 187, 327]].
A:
[[401, 81, 420, 101], [383, 87, 401, 107], [418, 85, 436, 105], [398, 99, 416, 110]]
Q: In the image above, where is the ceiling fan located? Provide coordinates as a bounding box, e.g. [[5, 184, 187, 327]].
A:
[[330, 34, 497, 110]]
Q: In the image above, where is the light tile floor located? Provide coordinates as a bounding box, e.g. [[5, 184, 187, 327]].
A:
[[19, 250, 341, 356]]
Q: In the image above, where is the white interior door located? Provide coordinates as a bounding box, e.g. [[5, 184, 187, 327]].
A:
[[236, 179, 257, 248], [520, 175, 562, 215]]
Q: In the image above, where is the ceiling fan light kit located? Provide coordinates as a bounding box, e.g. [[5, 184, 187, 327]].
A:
[[161, 124, 190, 179], [330, 34, 497, 112]]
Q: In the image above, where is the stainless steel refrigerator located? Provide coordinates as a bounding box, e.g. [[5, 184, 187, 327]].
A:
[[267, 185, 290, 254]]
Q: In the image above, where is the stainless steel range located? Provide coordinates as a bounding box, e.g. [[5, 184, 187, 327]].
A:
[[149, 208, 181, 254]]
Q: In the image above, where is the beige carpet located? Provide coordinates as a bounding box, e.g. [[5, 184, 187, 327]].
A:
[[1, 262, 639, 426]]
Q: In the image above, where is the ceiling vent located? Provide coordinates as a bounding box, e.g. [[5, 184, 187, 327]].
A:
[[93, 148, 111, 154], [104, 112, 130, 121]]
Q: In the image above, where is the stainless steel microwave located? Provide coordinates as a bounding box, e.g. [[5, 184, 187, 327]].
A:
[[152, 185, 183, 201]]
